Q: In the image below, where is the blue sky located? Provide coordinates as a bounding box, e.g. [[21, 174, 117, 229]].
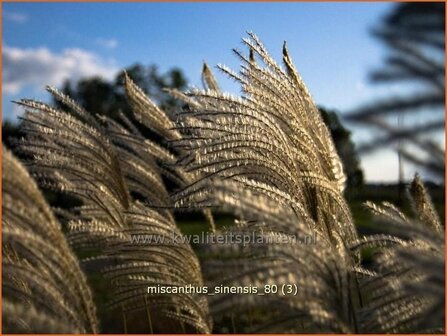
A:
[[2, 2, 441, 182]]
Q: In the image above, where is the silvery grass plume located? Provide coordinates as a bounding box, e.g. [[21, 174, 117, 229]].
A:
[[171, 32, 357, 253], [2, 147, 98, 333], [154, 32, 362, 332], [122, 72, 216, 231], [353, 174, 444, 333], [15, 88, 211, 333], [167, 33, 444, 333], [201, 176, 445, 333], [202, 220, 357, 333]]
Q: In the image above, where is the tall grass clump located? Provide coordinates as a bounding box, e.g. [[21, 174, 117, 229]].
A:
[[2, 33, 444, 334], [13, 86, 211, 333], [166, 33, 444, 333]]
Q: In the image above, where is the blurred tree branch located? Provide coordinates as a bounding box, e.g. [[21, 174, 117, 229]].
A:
[[346, 3, 445, 181]]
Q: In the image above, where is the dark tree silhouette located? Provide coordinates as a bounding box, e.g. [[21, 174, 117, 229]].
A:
[[319, 107, 364, 191], [55, 63, 188, 120]]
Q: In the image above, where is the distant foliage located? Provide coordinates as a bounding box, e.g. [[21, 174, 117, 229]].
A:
[[57, 63, 188, 121]]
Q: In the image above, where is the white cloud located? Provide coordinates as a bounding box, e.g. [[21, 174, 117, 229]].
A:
[[2, 45, 119, 95], [96, 38, 118, 49], [361, 150, 399, 183], [3, 10, 28, 24]]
